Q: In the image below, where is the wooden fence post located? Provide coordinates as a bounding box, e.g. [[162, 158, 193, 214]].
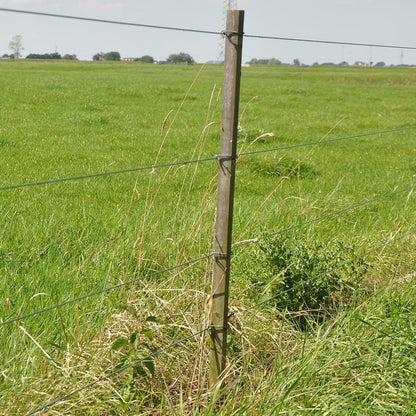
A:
[[209, 9, 244, 386]]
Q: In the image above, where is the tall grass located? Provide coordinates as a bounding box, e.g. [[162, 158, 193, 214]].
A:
[[0, 60, 416, 414]]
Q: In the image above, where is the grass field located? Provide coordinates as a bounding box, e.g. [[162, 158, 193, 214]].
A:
[[1, 60, 416, 415]]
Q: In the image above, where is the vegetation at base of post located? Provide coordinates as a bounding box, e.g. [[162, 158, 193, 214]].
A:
[[241, 235, 367, 328]]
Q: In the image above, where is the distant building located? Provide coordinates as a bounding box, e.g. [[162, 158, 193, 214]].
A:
[[123, 57, 137, 62]]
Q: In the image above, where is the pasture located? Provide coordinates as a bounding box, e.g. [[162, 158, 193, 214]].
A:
[[1, 60, 416, 414]]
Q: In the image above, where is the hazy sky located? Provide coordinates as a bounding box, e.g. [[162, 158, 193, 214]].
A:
[[0, 0, 415, 65]]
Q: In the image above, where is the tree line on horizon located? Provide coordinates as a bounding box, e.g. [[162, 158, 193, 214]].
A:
[[248, 57, 395, 67], [4, 35, 196, 64], [3, 51, 412, 67], [3, 36, 412, 66], [1, 50, 195, 64]]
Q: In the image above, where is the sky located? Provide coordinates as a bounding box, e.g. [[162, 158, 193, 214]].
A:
[[0, 0, 415, 65]]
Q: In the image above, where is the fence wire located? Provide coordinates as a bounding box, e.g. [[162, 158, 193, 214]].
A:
[[238, 126, 416, 159], [1, 126, 414, 192], [233, 183, 416, 250], [0, 254, 212, 328], [24, 327, 210, 416], [1, 7, 416, 51], [0, 8, 221, 36], [243, 33, 416, 51], [0, 156, 217, 192]]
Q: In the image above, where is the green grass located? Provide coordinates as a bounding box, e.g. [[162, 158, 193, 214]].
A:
[[0, 60, 416, 415]]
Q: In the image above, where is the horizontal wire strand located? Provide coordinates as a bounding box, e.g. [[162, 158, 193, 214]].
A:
[[0, 156, 217, 192], [24, 327, 210, 416], [0, 8, 221, 36], [0, 8, 415, 50], [0, 254, 212, 328], [243, 33, 416, 51], [233, 184, 416, 250], [238, 126, 416, 158], [1, 126, 414, 192], [238, 228, 416, 316]]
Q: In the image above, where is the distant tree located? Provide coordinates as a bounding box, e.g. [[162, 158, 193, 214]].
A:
[[374, 61, 386, 67], [248, 58, 281, 65], [167, 52, 194, 64], [268, 58, 282, 65], [104, 51, 121, 61], [93, 52, 104, 61], [293, 58, 300, 66], [63, 54, 78, 60], [339, 61, 349, 66], [26, 52, 61, 59], [9, 35, 24, 59], [1, 53, 14, 59], [136, 55, 154, 63]]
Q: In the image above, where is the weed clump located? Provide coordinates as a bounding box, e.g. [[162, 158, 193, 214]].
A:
[[243, 236, 367, 327]]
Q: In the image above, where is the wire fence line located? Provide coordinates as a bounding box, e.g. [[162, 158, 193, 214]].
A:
[[2, 180, 414, 329], [0, 8, 221, 36], [0, 254, 213, 328], [1, 126, 414, 193], [24, 326, 211, 416], [1, 7, 416, 51], [3, 7, 416, 414], [238, 126, 416, 158], [21, 225, 416, 416], [233, 183, 416, 250], [0, 155, 218, 192], [243, 33, 416, 51]]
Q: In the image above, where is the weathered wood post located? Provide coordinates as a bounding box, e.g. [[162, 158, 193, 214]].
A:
[[209, 9, 244, 386]]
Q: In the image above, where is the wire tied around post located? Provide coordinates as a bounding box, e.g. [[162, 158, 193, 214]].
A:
[[214, 153, 239, 170], [220, 30, 244, 38], [209, 324, 230, 330], [212, 251, 234, 258]]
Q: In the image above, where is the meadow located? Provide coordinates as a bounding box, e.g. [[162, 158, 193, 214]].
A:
[[1, 60, 416, 415]]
